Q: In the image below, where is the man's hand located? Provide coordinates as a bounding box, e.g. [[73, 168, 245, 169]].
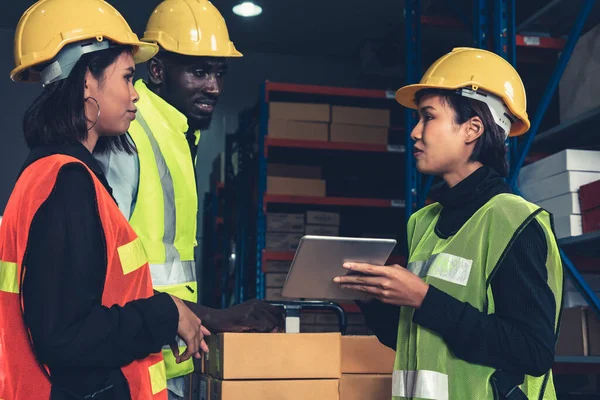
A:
[[169, 295, 211, 363], [185, 299, 284, 333]]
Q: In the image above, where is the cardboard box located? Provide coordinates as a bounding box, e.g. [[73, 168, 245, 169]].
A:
[[564, 274, 600, 308], [305, 224, 340, 236], [559, 23, 600, 121], [268, 163, 322, 179], [330, 124, 389, 145], [270, 102, 331, 122], [583, 207, 600, 233], [341, 336, 396, 374], [266, 232, 303, 251], [199, 375, 211, 400], [267, 213, 305, 233], [263, 260, 291, 273], [331, 106, 390, 127], [301, 324, 340, 333], [589, 310, 600, 356], [556, 307, 600, 357], [268, 120, 329, 141], [265, 287, 284, 301], [265, 273, 287, 288], [206, 333, 341, 379], [536, 193, 581, 217], [579, 179, 600, 211], [340, 374, 392, 400], [267, 177, 326, 197], [556, 307, 589, 356], [519, 149, 600, 185], [520, 171, 600, 203], [554, 214, 582, 239], [210, 379, 339, 400], [306, 211, 340, 226]]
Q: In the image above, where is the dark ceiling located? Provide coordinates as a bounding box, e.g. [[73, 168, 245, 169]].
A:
[[2, 0, 600, 62]]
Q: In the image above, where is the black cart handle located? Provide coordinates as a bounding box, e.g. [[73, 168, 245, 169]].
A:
[[267, 300, 347, 335]]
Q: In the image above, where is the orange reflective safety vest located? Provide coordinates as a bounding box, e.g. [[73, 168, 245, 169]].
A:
[[0, 155, 167, 399]]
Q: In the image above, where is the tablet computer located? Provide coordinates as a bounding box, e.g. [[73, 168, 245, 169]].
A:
[[280, 235, 397, 301]]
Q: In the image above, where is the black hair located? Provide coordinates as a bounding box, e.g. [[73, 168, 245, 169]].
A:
[[23, 45, 135, 154], [415, 88, 508, 177]]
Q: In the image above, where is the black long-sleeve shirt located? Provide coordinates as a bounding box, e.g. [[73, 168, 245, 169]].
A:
[[359, 166, 558, 378], [19, 143, 178, 399]]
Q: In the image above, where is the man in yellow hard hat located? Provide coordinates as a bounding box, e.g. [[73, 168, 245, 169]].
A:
[[94, 1, 282, 398]]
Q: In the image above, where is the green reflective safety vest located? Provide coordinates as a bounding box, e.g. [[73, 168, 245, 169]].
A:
[[128, 80, 201, 380], [393, 193, 563, 400]]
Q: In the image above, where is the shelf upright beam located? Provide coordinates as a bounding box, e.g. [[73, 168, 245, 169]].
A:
[[509, 0, 595, 188], [255, 82, 269, 301], [474, 0, 489, 49], [404, 0, 421, 222], [494, 0, 519, 175]]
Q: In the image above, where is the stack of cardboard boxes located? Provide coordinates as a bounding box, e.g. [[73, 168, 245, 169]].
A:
[[519, 149, 600, 238], [267, 163, 326, 197], [339, 336, 395, 400], [330, 106, 391, 145], [556, 305, 600, 357], [198, 333, 395, 400], [299, 311, 371, 335], [268, 101, 391, 146], [265, 210, 341, 302]]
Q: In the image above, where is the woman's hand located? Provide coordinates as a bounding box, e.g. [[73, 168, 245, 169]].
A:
[[170, 295, 211, 364], [333, 263, 430, 308]]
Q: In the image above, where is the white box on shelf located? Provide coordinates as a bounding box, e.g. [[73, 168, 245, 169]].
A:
[[553, 214, 582, 239], [519, 149, 600, 186], [520, 171, 600, 203], [536, 193, 581, 217]]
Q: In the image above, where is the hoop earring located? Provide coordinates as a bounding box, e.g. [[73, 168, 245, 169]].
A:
[[85, 96, 101, 131]]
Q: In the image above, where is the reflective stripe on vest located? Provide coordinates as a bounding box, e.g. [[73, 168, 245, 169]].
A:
[[394, 193, 563, 400], [392, 370, 449, 400], [0, 155, 167, 399], [132, 111, 197, 304]]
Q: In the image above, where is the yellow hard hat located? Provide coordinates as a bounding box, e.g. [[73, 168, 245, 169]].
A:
[[142, 0, 243, 58], [396, 47, 530, 137], [11, 0, 158, 83]]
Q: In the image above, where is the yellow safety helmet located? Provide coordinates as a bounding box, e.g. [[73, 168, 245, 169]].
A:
[[11, 0, 158, 84], [396, 47, 530, 137], [142, 0, 243, 58]]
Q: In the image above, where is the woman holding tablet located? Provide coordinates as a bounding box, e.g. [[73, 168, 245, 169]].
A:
[[334, 47, 563, 400]]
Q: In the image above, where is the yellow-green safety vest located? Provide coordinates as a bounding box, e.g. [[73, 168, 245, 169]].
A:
[[128, 80, 200, 380], [394, 193, 563, 400]]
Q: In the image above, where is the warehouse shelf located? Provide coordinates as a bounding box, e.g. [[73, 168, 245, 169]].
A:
[[553, 356, 600, 374], [264, 195, 405, 208], [420, 16, 566, 50], [559, 231, 600, 258], [532, 105, 600, 153], [264, 81, 396, 101], [265, 137, 406, 154]]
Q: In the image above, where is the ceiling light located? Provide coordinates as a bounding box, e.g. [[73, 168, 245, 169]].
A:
[[233, 1, 262, 17]]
